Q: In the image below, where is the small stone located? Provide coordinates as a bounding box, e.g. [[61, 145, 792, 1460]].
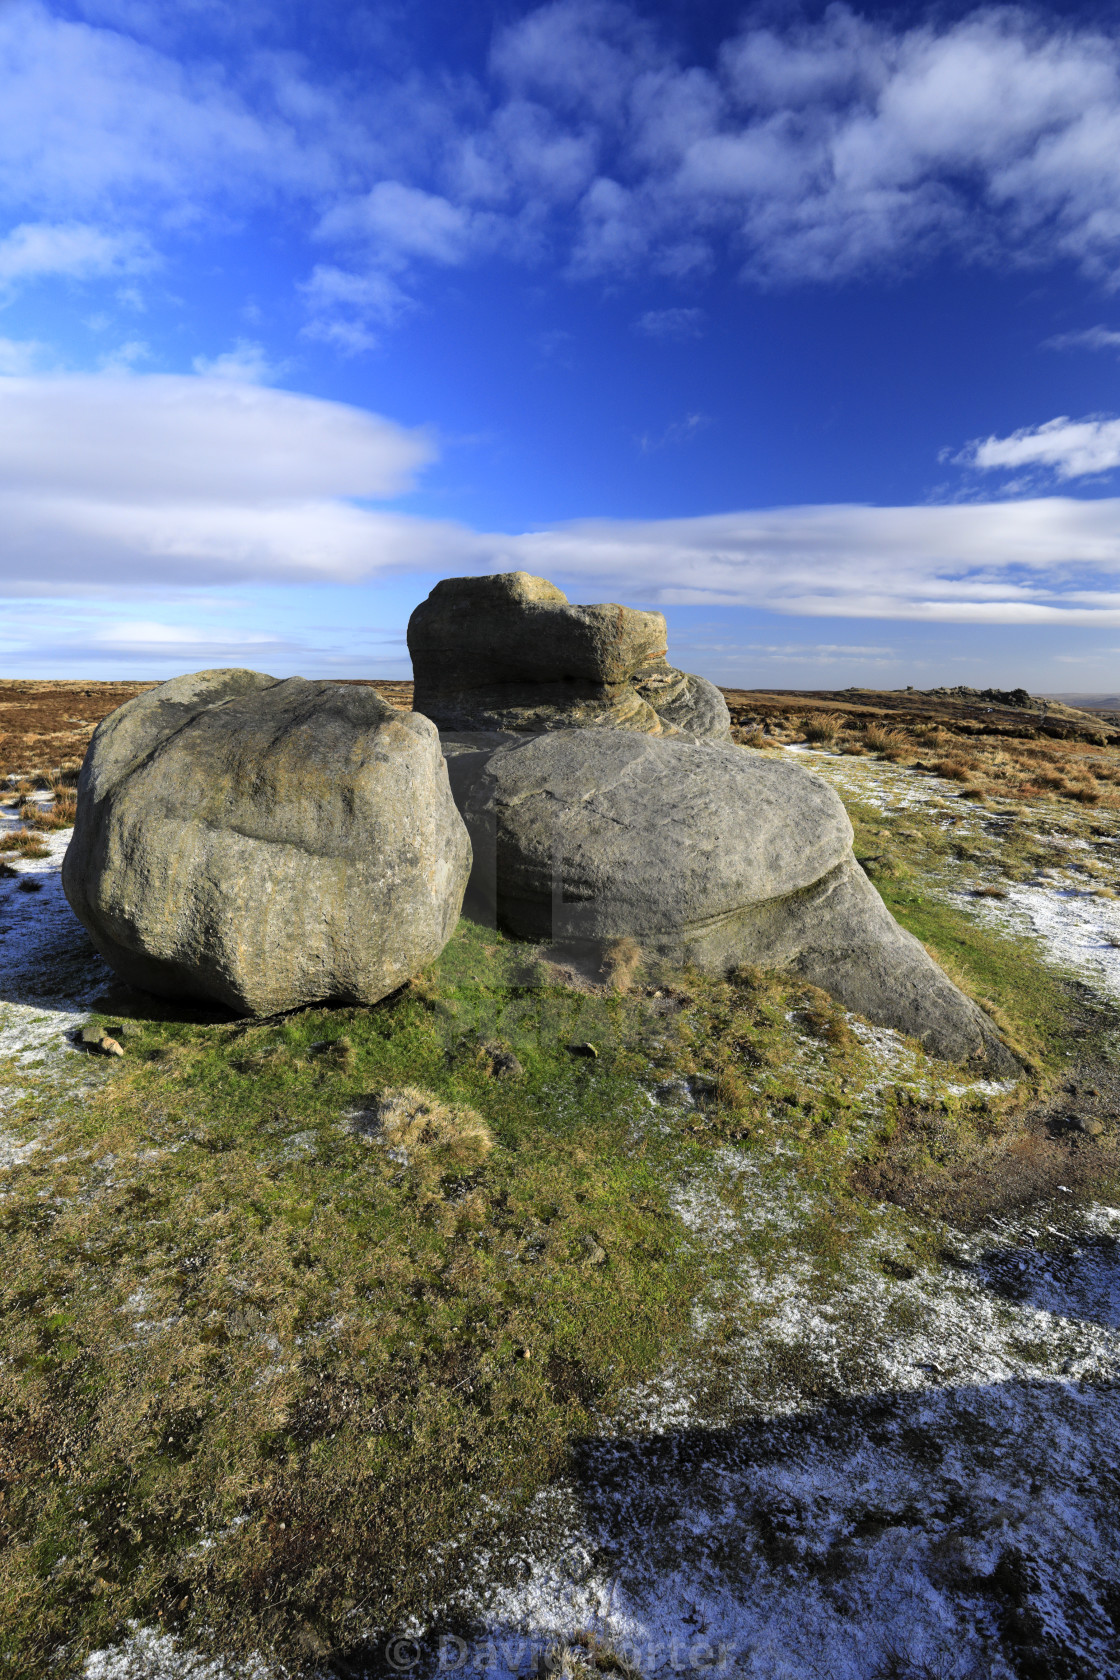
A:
[[579, 1234, 607, 1265], [79, 1024, 105, 1046], [489, 1049, 524, 1079], [473, 1038, 523, 1078], [568, 1041, 598, 1059], [100, 1036, 125, 1057], [1073, 1115, 1104, 1137]]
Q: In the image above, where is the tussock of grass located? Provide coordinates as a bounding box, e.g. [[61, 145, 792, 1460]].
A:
[[21, 790, 77, 831], [864, 723, 909, 755], [600, 936, 643, 992], [357, 1085, 494, 1172], [0, 831, 50, 858], [803, 712, 842, 743]]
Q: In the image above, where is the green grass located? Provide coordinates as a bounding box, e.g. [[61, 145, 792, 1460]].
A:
[[844, 794, 1094, 1070], [0, 884, 1113, 1675]]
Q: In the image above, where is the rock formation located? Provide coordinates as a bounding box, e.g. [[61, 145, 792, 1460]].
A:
[[408, 570, 730, 739], [451, 728, 1019, 1073], [62, 669, 471, 1014]]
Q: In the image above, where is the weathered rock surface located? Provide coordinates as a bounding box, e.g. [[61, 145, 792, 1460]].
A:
[[455, 729, 1018, 1071], [408, 570, 731, 739], [62, 669, 471, 1014]]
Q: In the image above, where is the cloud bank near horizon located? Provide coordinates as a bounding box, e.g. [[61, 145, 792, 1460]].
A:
[[3, 369, 1120, 627]]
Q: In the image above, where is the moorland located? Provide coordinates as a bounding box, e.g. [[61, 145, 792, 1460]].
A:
[[2, 678, 1120, 1680]]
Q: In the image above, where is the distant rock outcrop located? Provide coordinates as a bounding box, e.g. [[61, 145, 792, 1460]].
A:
[[923, 686, 1038, 709], [407, 570, 731, 739], [62, 669, 471, 1014], [452, 728, 1020, 1073]]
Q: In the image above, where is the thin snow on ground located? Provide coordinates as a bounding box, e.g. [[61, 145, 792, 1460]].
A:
[[477, 1374, 1120, 1680], [973, 880, 1120, 1000], [804, 745, 1120, 1002], [82, 1626, 281, 1679], [469, 1184, 1120, 1680], [36, 766, 1120, 1679], [461, 752, 1120, 1678], [0, 828, 107, 1067]]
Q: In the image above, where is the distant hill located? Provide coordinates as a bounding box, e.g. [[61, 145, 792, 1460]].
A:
[[1042, 693, 1120, 712]]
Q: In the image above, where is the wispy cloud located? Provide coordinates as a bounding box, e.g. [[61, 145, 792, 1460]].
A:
[[744, 643, 897, 664], [8, 3, 1120, 344], [0, 336, 52, 374], [192, 340, 282, 383], [634, 307, 704, 340], [1045, 326, 1120, 354], [298, 266, 413, 354], [959, 415, 1120, 480], [637, 412, 710, 452], [0, 222, 151, 293]]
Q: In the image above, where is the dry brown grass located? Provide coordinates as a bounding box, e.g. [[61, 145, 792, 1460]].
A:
[[0, 831, 50, 858], [933, 757, 976, 782], [359, 1086, 494, 1174], [864, 722, 910, 755], [600, 936, 643, 992], [0, 680, 155, 785], [803, 711, 843, 743], [21, 790, 78, 830]]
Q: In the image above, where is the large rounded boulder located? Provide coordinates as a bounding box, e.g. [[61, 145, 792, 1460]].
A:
[[63, 669, 471, 1014], [453, 729, 1018, 1072]]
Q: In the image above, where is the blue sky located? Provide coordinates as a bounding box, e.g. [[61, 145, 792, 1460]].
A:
[[4, 0, 1120, 689]]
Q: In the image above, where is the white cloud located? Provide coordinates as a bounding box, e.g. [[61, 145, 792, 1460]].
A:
[[94, 620, 279, 647], [478, 2, 1120, 285], [191, 339, 280, 382], [1, 369, 1119, 628], [0, 372, 431, 499], [0, 367, 1119, 629], [319, 182, 481, 266], [0, 1, 340, 217], [634, 306, 703, 339], [962, 415, 1120, 480], [98, 337, 149, 372], [8, 0, 1120, 334], [298, 265, 413, 354], [0, 221, 150, 290], [73, 617, 321, 663], [0, 336, 52, 374], [1045, 325, 1120, 353], [513, 499, 1120, 623], [0, 371, 447, 590], [636, 411, 709, 452]]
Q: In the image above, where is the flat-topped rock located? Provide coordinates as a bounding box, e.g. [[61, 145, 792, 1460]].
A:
[[62, 668, 471, 1014], [456, 729, 1018, 1072], [408, 570, 730, 739]]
